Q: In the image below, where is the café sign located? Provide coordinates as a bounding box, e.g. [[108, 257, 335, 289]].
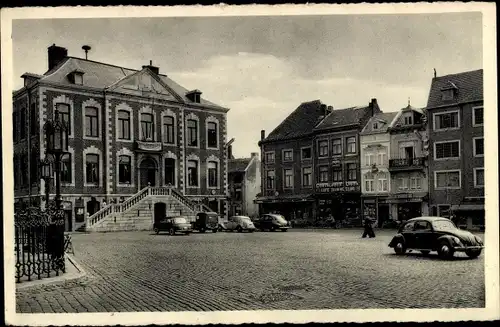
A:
[[136, 141, 162, 152], [316, 182, 360, 193]]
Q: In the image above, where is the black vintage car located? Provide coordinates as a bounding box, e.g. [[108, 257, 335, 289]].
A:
[[192, 212, 219, 233], [253, 214, 290, 232], [388, 216, 484, 259], [153, 217, 193, 236]]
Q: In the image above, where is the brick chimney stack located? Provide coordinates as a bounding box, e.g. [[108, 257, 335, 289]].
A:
[[48, 44, 68, 71], [260, 130, 265, 141]]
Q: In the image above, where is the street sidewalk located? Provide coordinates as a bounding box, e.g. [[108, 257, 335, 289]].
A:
[[15, 254, 86, 290]]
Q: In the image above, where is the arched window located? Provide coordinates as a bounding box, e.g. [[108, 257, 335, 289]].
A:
[[86, 154, 99, 184], [56, 103, 71, 134], [187, 160, 198, 187], [118, 155, 132, 184], [140, 113, 154, 141], [85, 107, 99, 137], [187, 119, 198, 147], [118, 110, 131, 140], [207, 161, 218, 187], [164, 158, 176, 185], [163, 116, 175, 144]]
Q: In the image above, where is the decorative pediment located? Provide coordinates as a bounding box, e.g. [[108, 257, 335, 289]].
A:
[[107, 70, 180, 101]]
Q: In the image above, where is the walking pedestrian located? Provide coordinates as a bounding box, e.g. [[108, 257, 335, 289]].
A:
[[362, 217, 376, 238]]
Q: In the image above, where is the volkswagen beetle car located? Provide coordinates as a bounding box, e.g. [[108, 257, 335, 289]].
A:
[[388, 216, 484, 259], [153, 217, 193, 236], [253, 214, 290, 232], [219, 215, 256, 233]]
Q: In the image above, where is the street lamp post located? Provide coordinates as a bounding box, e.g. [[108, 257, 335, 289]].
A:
[[44, 111, 69, 211], [40, 157, 53, 206]]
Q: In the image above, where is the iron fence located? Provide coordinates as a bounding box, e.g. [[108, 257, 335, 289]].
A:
[[14, 205, 66, 283]]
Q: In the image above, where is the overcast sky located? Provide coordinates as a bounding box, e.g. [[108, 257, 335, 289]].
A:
[[12, 13, 482, 158]]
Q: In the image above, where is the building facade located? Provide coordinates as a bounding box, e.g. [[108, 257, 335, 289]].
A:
[[256, 99, 381, 225], [360, 112, 398, 227], [227, 148, 261, 218], [387, 103, 430, 222], [425, 69, 484, 228], [13, 44, 230, 231]]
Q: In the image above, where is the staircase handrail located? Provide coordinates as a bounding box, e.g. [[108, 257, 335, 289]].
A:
[[200, 203, 216, 213], [87, 203, 115, 227], [116, 186, 151, 213], [170, 188, 198, 212]]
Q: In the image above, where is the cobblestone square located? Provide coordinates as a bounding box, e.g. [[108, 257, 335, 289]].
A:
[[16, 229, 485, 313]]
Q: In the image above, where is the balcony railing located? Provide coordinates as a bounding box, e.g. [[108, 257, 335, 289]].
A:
[[389, 157, 425, 170]]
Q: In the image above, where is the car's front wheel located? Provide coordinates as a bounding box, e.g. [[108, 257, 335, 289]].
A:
[[465, 249, 482, 258], [281, 228, 288, 232], [394, 240, 406, 255], [212, 229, 217, 233], [438, 240, 455, 260], [169, 228, 175, 236], [237, 226, 243, 233]]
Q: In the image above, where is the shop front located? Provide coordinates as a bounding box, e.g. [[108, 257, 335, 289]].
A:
[[361, 196, 390, 227], [255, 194, 314, 221], [451, 198, 485, 230], [315, 182, 362, 226], [388, 192, 428, 222]]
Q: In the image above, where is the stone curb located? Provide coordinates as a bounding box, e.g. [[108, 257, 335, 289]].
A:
[[16, 254, 87, 291]]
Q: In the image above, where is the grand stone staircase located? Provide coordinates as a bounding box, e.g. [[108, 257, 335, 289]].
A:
[[79, 186, 214, 232]]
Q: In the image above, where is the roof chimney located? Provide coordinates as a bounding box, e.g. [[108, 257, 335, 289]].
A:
[[251, 152, 259, 158], [434, 68, 437, 78], [369, 98, 379, 116], [227, 145, 233, 159], [327, 105, 334, 112], [320, 104, 328, 116], [48, 44, 68, 71], [142, 60, 159, 75], [82, 45, 91, 60], [260, 130, 265, 141]]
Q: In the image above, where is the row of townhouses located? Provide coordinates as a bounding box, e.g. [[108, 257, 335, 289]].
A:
[[13, 44, 230, 232], [257, 69, 484, 229]]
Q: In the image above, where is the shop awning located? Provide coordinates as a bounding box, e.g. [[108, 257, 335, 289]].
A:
[[451, 204, 485, 212], [254, 194, 314, 204]]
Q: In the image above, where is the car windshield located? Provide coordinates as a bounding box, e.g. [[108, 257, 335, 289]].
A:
[[173, 217, 188, 224], [273, 215, 287, 223], [432, 220, 456, 231]]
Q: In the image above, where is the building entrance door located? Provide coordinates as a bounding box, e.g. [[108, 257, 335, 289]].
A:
[[378, 204, 389, 227], [140, 157, 157, 189], [154, 202, 166, 224]]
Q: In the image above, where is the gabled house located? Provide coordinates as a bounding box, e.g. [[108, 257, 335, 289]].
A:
[[12, 44, 230, 232], [227, 151, 261, 218], [387, 102, 430, 222], [425, 69, 484, 229], [312, 98, 381, 225], [257, 98, 381, 225], [360, 111, 398, 227]]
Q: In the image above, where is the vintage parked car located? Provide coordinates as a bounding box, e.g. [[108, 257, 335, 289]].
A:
[[253, 214, 289, 232], [192, 212, 219, 233], [219, 216, 256, 233], [388, 216, 484, 259], [153, 217, 193, 236]]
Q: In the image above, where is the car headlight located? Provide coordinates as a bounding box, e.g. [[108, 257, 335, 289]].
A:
[[475, 235, 483, 245], [451, 236, 462, 245]]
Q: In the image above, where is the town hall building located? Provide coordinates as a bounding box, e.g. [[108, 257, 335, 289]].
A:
[[12, 44, 230, 231]]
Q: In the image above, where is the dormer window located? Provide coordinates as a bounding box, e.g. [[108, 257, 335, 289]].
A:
[[441, 82, 458, 101], [404, 114, 413, 125], [186, 90, 202, 103], [68, 70, 84, 85]]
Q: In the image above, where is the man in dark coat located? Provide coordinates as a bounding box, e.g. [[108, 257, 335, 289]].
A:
[[362, 217, 376, 238]]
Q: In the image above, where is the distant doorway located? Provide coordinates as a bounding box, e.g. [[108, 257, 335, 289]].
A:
[[378, 204, 390, 228], [140, 157, 157, 189], [87, 197, 100, 216], [154, 202, 166, 224]]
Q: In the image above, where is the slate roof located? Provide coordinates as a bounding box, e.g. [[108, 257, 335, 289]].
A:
[[23, 56, 225, 109], [360, 112, 398, 135], [228, 158, 252, 173], [314, 105, 372, 130], [262, 100, 325, 143], [426, 69, 483, 109]]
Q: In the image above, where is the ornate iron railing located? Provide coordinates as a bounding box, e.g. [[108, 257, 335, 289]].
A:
[[389, 157, 425, 169], [14, 205, 66, 283]]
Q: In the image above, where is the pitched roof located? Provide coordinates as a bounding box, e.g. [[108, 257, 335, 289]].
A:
[[228, 158, 252, 172], [360, 112, 398, 135], [314, 105, 372, 130], [426, 69, 483, 109], [262, 100, 325, 143], [26, 56, 226, 109]]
